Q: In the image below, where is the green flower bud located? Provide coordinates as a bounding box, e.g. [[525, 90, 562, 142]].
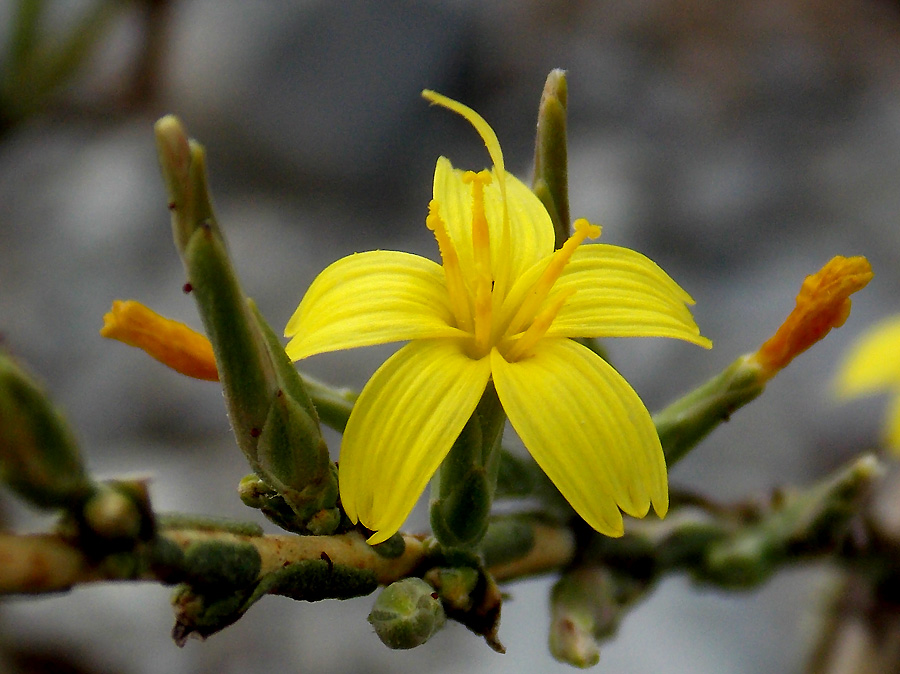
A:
[[430, 383, 505, 549], [154, 117, 338, 529], [0, 350, 93, 509], [82, 487, 142, 541], [368, 578, 445, 649], [532, 68, 570, 250], [424, 566, 478, 612]]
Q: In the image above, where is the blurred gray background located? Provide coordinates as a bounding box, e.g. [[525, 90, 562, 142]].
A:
[[1, 0, 899, 672]]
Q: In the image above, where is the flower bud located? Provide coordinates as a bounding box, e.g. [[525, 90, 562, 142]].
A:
[[368, 578, 445, 649], [0, 351, 93, 509], [154, 117, 338, 530], [430, 383, 505, 549]]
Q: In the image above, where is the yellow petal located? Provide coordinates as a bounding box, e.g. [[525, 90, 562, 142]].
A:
[[491, 338, 667, 537], [432, 158, 554, 288], [285, 250, 460, 361], [339, 339, 492, 544], [100, 300, 218, 380], [503, 244, 712, 347], [834, 315, 900, 398]]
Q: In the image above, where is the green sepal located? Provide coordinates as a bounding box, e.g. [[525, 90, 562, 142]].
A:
[[256, 389, 332, 510], [249, 300, 339, 520], [181, 224, 272, 455], [248, 300, 321, 426], [0, 350, 94, 510], [430, 408, 486, 548]]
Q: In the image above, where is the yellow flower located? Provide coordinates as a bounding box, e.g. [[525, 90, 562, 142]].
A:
[[285, 92, 711, 544], [834, 314, 900, 453]]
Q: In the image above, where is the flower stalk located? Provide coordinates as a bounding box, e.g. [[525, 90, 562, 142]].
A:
[[655, 255, 873, 467]]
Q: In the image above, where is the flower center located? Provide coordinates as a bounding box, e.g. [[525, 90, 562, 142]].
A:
[[428, 172, 600, 362]]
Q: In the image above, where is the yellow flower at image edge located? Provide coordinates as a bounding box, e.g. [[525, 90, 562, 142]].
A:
[[285, 92, 712, 544], [834, 314, 900, 453]]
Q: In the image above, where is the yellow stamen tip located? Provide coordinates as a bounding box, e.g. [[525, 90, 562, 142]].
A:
[[505, 288, 577, 362], [573, 218, 601, 240], [462, 169, 492, 186], [426, 200, 474, 333], [753, 255, 873, 377], [100, 300, 219, 381]]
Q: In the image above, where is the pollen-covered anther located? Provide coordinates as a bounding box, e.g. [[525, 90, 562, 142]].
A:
[[504, 288, 577, 362], [427, 200, 472, 333], [507, 218, 600, 336]]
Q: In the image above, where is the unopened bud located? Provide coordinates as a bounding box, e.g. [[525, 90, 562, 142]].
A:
[[368, 578, 445, 649], [0, 351, 93, 509], [153, 117, 339, 530], [83, 487, 142, 541]]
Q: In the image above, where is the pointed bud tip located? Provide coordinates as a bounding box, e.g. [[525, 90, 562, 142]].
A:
[[542, 69, 568, 109], [154, 115, 192, 193]]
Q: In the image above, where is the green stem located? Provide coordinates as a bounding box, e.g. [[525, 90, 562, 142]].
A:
[[654, 355, 767, 467]]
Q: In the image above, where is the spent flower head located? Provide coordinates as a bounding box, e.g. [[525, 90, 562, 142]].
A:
[[101, 300, 218, 381], [751, 256, 873, 381], [285, 91, 711, 544]]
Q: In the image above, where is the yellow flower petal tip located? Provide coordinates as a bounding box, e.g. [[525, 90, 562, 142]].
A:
[[833, 315, 900, 398], [101, 300, 219, 381], [752, 256, 873, 379], [289, 92, 710, 542], [833, 314, 900, 455]]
